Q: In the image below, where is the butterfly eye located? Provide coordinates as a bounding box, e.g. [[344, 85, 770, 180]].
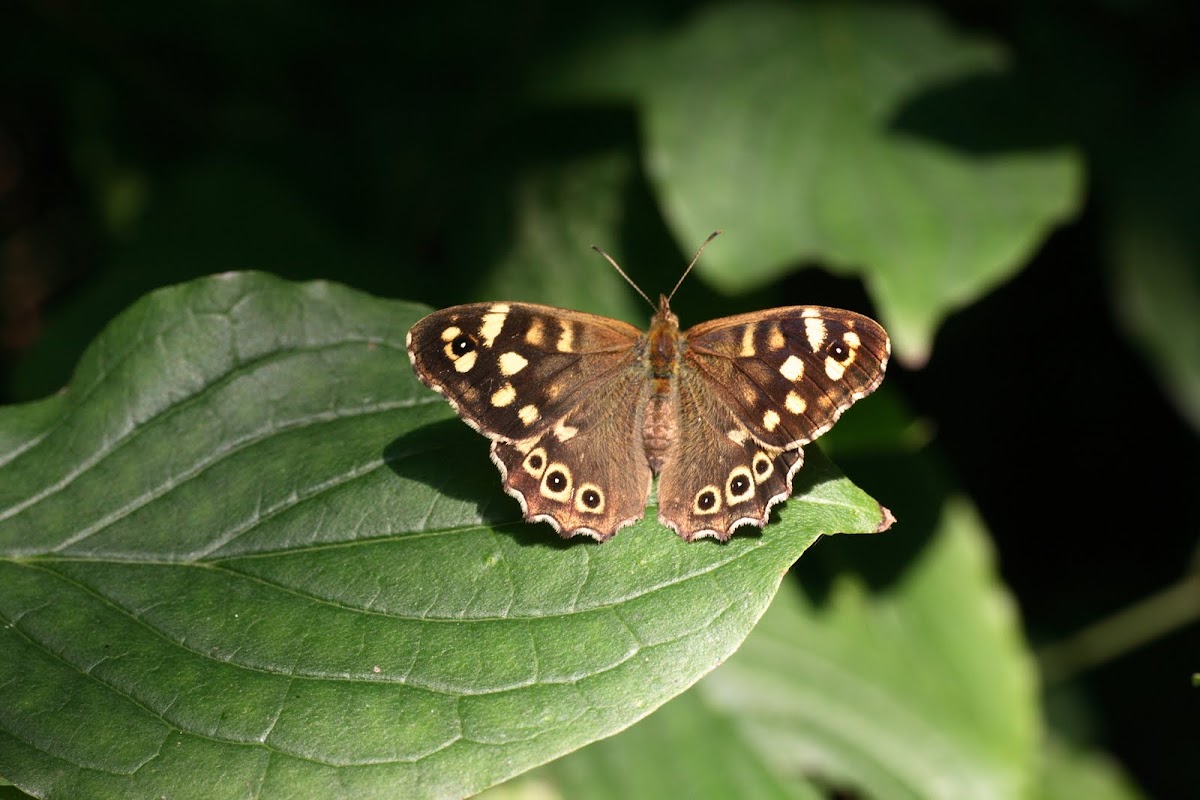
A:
[[440, 328, 480, 372], [827, 331, 861, 363]]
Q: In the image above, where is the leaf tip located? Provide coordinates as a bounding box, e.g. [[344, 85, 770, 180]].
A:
[[876, 504, 897, 533]]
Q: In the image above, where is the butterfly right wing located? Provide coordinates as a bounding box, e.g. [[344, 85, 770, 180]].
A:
[[656, 305, 888, 540]]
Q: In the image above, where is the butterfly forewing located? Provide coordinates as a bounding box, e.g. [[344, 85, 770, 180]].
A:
[[682, 307, 890, 449], [407, 302, 643, 442]]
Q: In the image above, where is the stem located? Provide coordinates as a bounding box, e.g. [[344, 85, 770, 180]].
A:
[[1038, 571, 1200, 684]]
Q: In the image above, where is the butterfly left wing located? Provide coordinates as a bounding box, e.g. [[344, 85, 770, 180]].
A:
[[407, 302, 653, 540], [656, 306, 889, 540]]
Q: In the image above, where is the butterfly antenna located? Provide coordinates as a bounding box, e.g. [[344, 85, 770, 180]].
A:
[[592, 244, 655, 310], [667, 230, 722, 302]]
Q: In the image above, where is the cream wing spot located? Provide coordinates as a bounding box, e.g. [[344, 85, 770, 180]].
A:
[[825, 358, 846, 381], [479, 311, 507, 348], [556, 320, 575, 352], [779, 355, 804, 382], [498, 351, 529, 376], [453, 350, 477, 373], [518, 404, 540, 425], [805, 317, 826, 352], [726, 428, 749, 446], [740, 324, 757, 357], [491, 382, 516, 407], [785, 390, 806, 415], [553, 419, 579, 442], [525, 319, 546, 347], [440, 326, 462, 342], [763, 409, 781, 432], [767, 324, 786, 350]]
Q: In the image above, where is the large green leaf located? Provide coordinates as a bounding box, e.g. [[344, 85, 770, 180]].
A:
[[0, 273, 889, 799], [549, 2, 1082, 365]]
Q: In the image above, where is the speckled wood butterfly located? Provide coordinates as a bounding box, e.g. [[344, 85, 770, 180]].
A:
[[407, 235, 889, 541]]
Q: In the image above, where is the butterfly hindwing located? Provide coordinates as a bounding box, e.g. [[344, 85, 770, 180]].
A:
[[490, 365, 653, 540], [656, 371, 805, 541]]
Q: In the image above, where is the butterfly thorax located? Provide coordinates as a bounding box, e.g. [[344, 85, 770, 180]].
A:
[[648, 295, 681, 378], [643, 295, 682, 473]]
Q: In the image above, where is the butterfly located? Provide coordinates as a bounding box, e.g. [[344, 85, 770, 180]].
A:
[[406, 234, 889, 541]]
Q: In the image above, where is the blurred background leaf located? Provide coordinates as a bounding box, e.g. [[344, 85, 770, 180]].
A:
[[544, 3, 1082, 366]]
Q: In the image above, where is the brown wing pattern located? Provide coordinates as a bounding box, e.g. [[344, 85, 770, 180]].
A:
[[407, 302, 642, 442]]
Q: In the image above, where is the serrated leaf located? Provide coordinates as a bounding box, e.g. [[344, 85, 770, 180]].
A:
[[0, 273, 889, 799], [549, 2, 1082, 365]]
